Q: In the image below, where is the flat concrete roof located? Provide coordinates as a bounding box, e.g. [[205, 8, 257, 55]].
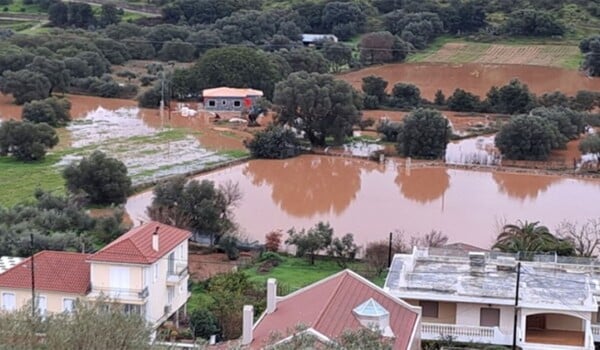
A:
[[385, 248, 598, 311]]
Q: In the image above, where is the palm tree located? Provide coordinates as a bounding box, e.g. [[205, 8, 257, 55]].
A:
[[493, 220, 574, 258]]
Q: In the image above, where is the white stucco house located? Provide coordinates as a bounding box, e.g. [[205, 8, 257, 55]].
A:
[[385, 247, 600, 350], [0, 222, 191, 329]]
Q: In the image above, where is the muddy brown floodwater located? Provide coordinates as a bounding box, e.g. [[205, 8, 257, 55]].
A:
[[126, 155, 600, 249], [338, 62, 600, 100]]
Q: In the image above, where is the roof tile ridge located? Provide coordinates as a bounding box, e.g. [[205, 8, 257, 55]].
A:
[[313, 271, 349, 331]]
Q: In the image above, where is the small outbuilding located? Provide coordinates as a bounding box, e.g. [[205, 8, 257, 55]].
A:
[[301, 34, 338, 46], [202, 87, 263, 111]]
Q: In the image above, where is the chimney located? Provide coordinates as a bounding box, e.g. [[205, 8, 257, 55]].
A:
[[469, 252, 486, 276], [241, 305, 254, 346], [152, 226, 159, 252], [266, 278, 277, 314]]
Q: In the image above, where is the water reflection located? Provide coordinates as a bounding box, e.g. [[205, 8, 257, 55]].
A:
[[395, 166, 450, 204], [493, 172, 560, 201], [243, 156, 363, 217]]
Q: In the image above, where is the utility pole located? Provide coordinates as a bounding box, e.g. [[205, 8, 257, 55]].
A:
[[30, 233, 35, 318], [512, 262, 521, 350], [388, 232, 393, 267], [160, 70, 165, 129]]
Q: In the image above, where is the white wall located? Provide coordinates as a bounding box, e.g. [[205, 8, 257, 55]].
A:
[[455, 303, 514, 335]]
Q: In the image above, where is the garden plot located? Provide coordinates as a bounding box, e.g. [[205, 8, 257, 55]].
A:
[[61, 107, 231, 185]]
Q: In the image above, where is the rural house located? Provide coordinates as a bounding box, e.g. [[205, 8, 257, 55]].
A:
[[241, 269, 422, 349], [301, 34, 338, 46], [202, 87, 263, 112], [0, 251, 90, 315], [385, 247, 600, 350], [0, 222, 191, 330]]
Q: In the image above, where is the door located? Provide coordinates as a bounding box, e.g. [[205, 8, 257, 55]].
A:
[[527, 314, 546, 330], [109, 266, 130, 297]]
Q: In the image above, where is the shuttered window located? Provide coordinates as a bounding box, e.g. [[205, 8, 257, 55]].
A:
[[419, 301, 439, 318], [480, 308, 500, 327]]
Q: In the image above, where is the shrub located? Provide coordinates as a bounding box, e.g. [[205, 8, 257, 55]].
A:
[[377, 120, 402, 142], [446, 88, 480, 112], [139, 75, 156, 87], [246, 125, 301, 159], [495, 115, 562, 161], [265, 230, 283, 252], [219, 235, 239, 261], [358, 118, 375, 130], [579, 134, 600, 154], [259, 251, 283, 266], [396, 108, 450, 159], [190, 308, 220, 340]]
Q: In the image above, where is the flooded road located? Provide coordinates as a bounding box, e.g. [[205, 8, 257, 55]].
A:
[[126, 155, 600, 249], [339, 62, 600, 100]]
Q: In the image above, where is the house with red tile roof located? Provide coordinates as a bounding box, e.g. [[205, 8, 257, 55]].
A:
[[241, 269, 421, 349], [87, 221, 191, 327], [0, 222, 192, 329], [0, 251, 90, 315]]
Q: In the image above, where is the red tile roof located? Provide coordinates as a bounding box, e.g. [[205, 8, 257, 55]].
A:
[[88, 221, 191, 265], [251, 270, 420, 349], [0, 251, 90, 295]]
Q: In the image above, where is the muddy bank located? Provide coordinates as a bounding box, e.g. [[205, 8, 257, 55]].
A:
[[338, 62, 600, 99], [126, 155, 600, 249]]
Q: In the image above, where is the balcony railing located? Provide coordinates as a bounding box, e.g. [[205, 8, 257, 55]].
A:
[[89, 286, 149, 300], [422, 323, 511, 345], [167, 264, 188, 285]]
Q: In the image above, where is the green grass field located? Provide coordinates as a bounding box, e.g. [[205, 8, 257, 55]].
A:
[[0, 153, 65, 207]]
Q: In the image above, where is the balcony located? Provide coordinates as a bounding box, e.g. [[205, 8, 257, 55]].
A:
[[167, 264, 188, 286], [421, 323, 511, 345], [88, 286, 149, 303]]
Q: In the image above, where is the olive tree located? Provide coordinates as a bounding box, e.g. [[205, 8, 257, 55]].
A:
[[246, 125, 301, 159], [0, 69, 51, 104], [0, 120, 58, 161], [286, 222, 334, 265], [494, 115, 562, 160], [274, 71, 361, 146], [63, 151, 132, 205], [22, 97, 71, 127], [396, 108, 450, 159], [581, 36, 600, 77]]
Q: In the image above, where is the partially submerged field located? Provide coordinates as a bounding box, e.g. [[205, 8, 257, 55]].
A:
[[416, 43, 582, 70], [0, 94, 250, 206], [338, 62, 600, 100]]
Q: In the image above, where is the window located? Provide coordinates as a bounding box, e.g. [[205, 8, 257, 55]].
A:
[[208, 100, 216, 107], [36, 295, 47, 317], [234, 101, 241, 107], [63, 298, 75, 313], [124, 304, 142, 315], [480, 308, 500, 327], [419, 301, 439, 318], [168, 252, 175, 275], [222, 100, 227, 105], [2, 292, 15, 311], [167, 287, 174, 305], [153, 263, 158, 282]]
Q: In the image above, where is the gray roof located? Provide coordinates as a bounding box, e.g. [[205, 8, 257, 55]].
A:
[[0, 256, 23, 274], [301, 34, 338, 43], [385, 248, 598, 312]]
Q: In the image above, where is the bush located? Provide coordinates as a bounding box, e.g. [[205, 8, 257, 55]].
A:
[[259, 251, 283, 266], [22, 97, 71, 127], [265, 230, 283, 252], [246, 125, 301, 159], [363, 95, 380, 109], [579, 134, 600, 154], [63, 151, 132, 205], [446, 88, 480, 112], [0, 120, 58, 161], [139, 75, 156, 87], [358, 118, 375, 130], [219, 235, 239, 261], [190, 308, 220, 340], [391, 83, 421, 109], [377, 120, 402, 142]]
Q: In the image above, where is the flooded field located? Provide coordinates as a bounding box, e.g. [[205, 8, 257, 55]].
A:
[[338, 62, 600, 100], [126, 155, 600, 249]]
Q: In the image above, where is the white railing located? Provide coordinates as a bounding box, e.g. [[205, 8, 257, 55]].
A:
[[421, 323, 511, 345], [591, 324, 600, 336], [422, 323, 494, 338]]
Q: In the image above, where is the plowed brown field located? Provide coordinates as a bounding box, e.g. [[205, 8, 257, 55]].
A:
[[338, 62, 600, 100]]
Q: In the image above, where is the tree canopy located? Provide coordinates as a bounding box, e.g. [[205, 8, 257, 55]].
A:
[[246, 125, 301, 159], [22, 97, 71, 127], [0, 120, 58, 161], [63, 151, 132, 205], [493, 220, 575, 257], [0, 69, 51, 104], [274, 71, 361, 146], [494, 115, 562, 160], [396, 108, 450, 159]]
